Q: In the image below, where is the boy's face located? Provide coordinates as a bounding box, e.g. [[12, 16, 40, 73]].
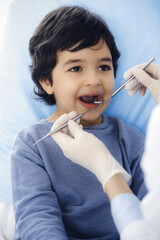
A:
[[41, 40, 115, 126]]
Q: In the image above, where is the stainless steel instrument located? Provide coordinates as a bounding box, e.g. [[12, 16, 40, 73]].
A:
[[33, 57, 155, 146]]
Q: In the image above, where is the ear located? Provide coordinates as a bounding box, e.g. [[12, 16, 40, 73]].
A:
[[39, 79, 54, 95]]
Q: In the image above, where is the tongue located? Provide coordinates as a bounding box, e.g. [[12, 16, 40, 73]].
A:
[[80, 96, 97, 103]]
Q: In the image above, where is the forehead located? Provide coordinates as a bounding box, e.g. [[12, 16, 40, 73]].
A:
[[56, 40, 112, 64]]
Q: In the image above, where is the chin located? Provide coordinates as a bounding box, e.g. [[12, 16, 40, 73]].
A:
[[80, 114, 103, 127]]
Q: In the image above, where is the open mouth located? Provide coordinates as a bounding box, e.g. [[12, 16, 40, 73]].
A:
[[78, 94, 102, 109], [80, 95, 99, 104]]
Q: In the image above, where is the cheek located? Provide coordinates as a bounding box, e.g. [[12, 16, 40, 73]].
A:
[[103, 76, 115, 93], [53, 79, 78, 102], [63, 79, 79, 94]]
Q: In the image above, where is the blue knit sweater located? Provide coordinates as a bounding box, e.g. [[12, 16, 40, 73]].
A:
[[10, 116, 147, 240]]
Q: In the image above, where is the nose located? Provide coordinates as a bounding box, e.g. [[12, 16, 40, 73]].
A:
[[84, 72, 101, 87]]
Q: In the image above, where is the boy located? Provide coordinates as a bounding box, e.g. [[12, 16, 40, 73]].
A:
[[11, 5, 147, 240]]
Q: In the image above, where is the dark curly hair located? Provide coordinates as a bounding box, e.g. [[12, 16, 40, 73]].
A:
[[29, 5, 120, 105]]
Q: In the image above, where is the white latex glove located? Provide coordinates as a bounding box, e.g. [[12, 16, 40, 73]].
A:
[[51, 112, 131, 190], [124, 63, 160, 103]]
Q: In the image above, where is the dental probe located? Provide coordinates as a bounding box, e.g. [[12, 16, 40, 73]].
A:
[[94, 57, 155, 104], [33, 109, 92, 146], [33, 57, 155, 146]]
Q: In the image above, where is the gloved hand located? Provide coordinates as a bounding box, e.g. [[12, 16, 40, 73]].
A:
[[124, 63, 160, 104], [51, 112, 131, 190]]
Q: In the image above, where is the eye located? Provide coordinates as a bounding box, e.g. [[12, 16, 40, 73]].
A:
[[69, 66, 82, 72], [98, 65, 111, 71]]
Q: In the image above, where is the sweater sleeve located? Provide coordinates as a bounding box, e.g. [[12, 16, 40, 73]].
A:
[[129, 144, 147, 200], [10, 133, 68, 240]]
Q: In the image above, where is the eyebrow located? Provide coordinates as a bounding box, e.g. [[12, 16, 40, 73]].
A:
[[100, 57, 112, 62], [63, 57, 112, 66], [63, 59, 82, 66]]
